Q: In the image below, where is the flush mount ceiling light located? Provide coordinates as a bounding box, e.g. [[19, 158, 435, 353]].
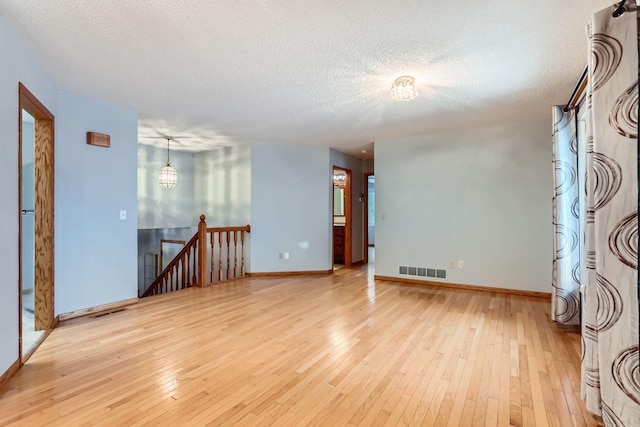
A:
[[159, 137, 178, 189], [391, 76, 418, 101]]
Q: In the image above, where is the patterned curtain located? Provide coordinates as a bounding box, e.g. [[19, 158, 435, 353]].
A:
[[551, 106, 581, 325], [582, 7, 640, 425]]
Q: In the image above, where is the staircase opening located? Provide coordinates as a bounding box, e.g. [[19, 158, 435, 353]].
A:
[[140, 215, 251, 298]]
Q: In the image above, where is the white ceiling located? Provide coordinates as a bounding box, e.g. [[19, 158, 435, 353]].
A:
[[1, 0, 614, 157]]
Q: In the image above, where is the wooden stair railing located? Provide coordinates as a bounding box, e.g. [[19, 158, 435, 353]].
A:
[[141, 233, 198, 297], [140, 215, 251, 298], [206, 225, 251, 283]]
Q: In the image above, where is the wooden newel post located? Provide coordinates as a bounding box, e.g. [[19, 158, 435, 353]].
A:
[[197, 215, 207, 287]]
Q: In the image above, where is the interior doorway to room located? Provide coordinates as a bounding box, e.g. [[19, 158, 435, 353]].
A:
[[332, 167, 352, 269], [19, 83, 55, 362], [363, 173, 375, 265], [20, 109, 42, 357]]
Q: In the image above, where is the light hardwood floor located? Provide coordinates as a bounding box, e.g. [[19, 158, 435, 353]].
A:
[[0, 265, 601, 426]]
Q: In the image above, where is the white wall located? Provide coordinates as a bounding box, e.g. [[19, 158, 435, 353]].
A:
[[193, 145, 251, 226], [138, 144, 196, 229], [0, 14, 58, 375], [375, 120, 552, 293], [55, 91, 138, 314], [251, 144, 331, 273], [330, 149, 365, 263]]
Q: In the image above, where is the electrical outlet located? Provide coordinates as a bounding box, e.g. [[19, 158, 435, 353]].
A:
[[284, 252, 290, 260], [119, 210, 127, 220], [458, 260, 464, 269], [448, 260, 455, 269]]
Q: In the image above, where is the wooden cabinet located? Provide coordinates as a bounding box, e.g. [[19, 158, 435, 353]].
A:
[[333, 226, 345, 264]]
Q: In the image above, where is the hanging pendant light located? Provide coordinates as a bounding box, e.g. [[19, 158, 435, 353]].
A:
[[159, 137, 178, 189]]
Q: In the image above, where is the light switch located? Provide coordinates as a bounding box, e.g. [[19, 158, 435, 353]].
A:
[[120, 210, 127, 220]]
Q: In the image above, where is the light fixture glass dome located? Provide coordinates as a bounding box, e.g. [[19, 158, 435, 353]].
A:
[[159, 163, 178, 189], [391, 76, 418, 101]]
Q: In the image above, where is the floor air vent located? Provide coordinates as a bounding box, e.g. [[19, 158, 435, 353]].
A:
[[399, 266, 446, 279], [90, 308, 126, 318]]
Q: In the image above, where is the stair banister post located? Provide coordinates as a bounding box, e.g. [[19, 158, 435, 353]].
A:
[[197, 215, 207, 287]]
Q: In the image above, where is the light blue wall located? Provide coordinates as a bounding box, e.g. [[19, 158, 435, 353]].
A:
[[193, 145, 251, 227], [375, 120, 552, 292], [251, 144, 331, 272], [138, 144, 251, 229], [363, 159, 374, 174], [138, 144, 196, 229], [55, 91, 138, 314], [0, 14, 58, 375]]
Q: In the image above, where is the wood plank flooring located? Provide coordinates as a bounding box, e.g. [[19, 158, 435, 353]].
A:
[[0, 265, 602, 426]]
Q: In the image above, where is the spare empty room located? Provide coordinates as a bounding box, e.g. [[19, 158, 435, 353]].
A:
[[0, 1, 638, 425]]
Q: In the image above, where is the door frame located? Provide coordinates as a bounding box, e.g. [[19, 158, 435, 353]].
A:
[[18, 82, 56, 363], [332, 166, 352, 268]]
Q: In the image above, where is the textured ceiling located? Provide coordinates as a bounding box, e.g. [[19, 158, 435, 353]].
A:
[[1, 0, 614, 157]]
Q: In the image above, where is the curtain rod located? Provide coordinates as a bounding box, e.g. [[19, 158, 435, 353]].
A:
[[612, 0, 629, 17], [613, 0, 639, 17], [563, 66, 588, 112], [563, 1, 632, 111]]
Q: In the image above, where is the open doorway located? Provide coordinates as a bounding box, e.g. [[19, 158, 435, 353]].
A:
[[20, 110, 42, 356], [332, 167, 352, 269], [363, 173, 375, 265], [19, 83, 55, 362]]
